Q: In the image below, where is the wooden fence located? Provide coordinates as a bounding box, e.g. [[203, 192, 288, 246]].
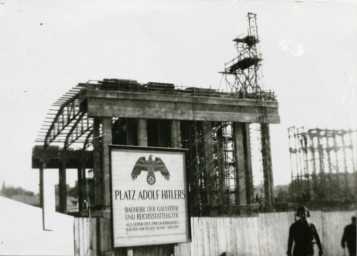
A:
[[74, 217, 97, 256], [74, 211, 355, 256]]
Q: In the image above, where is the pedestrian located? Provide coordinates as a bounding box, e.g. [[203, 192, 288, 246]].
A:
[[287, 206, 323, 256], [341, 216, 356, 256]]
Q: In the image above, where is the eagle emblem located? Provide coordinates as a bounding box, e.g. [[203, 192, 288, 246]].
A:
[[131, 155, 170, 185]]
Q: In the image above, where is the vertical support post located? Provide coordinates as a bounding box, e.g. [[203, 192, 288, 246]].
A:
[[59, 152, 67, 213], [101, 117, 113, 255], [216, 123, 226, 214], [233, 123, 247, 211], [171, 120, 181, 148], [332, 131, 341, 200], [127, 119, 137, 146], [138, 119, 148, 146], [171, 120, 184, 253], [316, 129, 325, 199], [193, 123, 202, 215], [349, 130, 356, 172], [301, 133, 311, 201], [126, 118, 149, 256], [309, 132, 318, 200], [341, 132, 350, 199], [326, 130, 333, 201], [93, 118, 103, 208], [40, 160, 56, 230], [102, 118, 112, 209], [77, 166, 85, 213], [244, 124, 253, 205], [261, 123, 274, 211], [39, 161, 45, 228], [202, 121, 215, 215]]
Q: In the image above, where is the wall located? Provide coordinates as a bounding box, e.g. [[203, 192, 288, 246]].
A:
[[176, 211, 355, 256], [74, 210, 355, 256]]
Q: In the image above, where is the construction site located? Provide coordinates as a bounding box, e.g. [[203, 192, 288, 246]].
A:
[[13, 12, 354, 256], [288, 127, 357, 207]]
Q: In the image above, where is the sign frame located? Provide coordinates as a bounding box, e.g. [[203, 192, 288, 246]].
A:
[[109, 145, 191, 248]]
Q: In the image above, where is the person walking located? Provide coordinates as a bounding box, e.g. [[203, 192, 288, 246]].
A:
[[287, 206, 323, 256], [341, 216, 356, 256]]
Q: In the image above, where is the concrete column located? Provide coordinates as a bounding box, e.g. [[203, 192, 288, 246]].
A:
[[59, 152, 67, 213], [129, 119, 148, 256], [171, 120, 181, 148], [126, 119, 137, 145], [242, 124, 253, 205], [261, 123, 274, 211], [39, 161, 45, 229], [202, 121, 215, 214], [77, 167, 85, 213], [233, 123, 247, 208], [93, 118, 103, 208], [138, 119, 148, 147], [100, 117, 114, 255], [216, 124, 226, 212], [102, 117, 112, 208]]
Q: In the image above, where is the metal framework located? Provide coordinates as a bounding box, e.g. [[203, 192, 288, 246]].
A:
[[221, 12, 273, 101], [35, 84, 94, 150], [288, 127, 357, 203]]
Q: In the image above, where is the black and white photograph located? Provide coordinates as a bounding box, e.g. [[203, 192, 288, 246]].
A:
[[0, 0, 356, 255]]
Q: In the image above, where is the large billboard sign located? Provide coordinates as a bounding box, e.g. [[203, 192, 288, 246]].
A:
[[110, 146, 190, 247]]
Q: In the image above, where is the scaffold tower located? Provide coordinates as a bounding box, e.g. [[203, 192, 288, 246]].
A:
[[288, 127, 357, 205]]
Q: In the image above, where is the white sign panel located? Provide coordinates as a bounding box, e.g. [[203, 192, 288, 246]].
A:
[[110, 146, 190, 247]]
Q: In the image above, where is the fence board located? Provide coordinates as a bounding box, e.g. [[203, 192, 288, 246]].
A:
[[73, 210, 355, 256], [322, 211, 355, 256]]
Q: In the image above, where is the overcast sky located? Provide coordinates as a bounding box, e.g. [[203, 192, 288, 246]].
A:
[[0, 0, 356, 193]]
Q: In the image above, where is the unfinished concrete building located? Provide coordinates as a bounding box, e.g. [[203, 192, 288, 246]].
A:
[[32, 78, 279, 254], [32, 12, 279, 255]]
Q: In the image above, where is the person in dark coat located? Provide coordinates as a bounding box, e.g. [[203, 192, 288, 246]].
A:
[[287, 206, 323, 256], [341, 216, 356, 256]]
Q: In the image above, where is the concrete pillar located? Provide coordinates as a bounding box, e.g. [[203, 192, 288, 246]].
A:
[[138, 119, 148, 147], [100, 117, 113, 255], [39, 161, 45, 228], [59, 152, 67, 213], [93, 118, 103, 208], [102, 117, 112, 208], [261, 123, 274, 211], [77, 167, 85, 213], [202, 121, 215, 214], [216, 124, 226, 212], [126, 119, 137, 145], [233, 123, 247, 208], [171, 120, 181, 148], [129, 118, 148, 255]]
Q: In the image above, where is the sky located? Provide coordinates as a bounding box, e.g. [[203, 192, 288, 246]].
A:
[[0, 0, 356, 193]]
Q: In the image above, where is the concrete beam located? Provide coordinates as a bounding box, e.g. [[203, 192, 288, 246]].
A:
[[80, 90, 280, 124], [32, 149, 93, 169]]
